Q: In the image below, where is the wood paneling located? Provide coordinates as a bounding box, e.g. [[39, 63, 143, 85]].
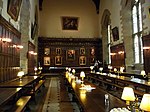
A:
[[38, 37, 102, 72], [28, 41, 36, 73], [0, 15, 21, 82], [142, 34, 150, 74], [110, 43, 125, 68]]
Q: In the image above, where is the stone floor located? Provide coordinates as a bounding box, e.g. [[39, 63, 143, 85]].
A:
[[28, 75, 80, 112]]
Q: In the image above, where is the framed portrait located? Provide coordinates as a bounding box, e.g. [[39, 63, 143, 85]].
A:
[[61, 16, 79, 30], [90, 57, 95, 64], [90, 48, 95, 55], [79, 56, 86, 65], [66, 50, 75, 60], [55, 56, 62, 65], [44, 48, 50, 55], [80, 48, 85, 55], [112, 27, 119, 41], [7, 0, 22, 21], [56, 48, 61, 55], [44, 57, 50, 65]]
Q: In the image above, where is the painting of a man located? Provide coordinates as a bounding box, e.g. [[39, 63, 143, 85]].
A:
[[67, 50, 75, 60]]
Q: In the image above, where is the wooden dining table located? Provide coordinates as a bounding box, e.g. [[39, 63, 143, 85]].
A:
[[65, 75, 126, 112], [89, 72, 150, 95], [0, 88, 21, 108], [0, 75, 39, 88]]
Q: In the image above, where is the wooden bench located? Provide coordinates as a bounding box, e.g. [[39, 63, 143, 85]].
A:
[[11, 96, 31, 112], [25, 79, 45, 102]]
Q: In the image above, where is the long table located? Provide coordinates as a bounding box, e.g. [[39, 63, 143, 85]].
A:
[[88, 73, 150, 96], [0, 75, 41, 110], [0, 76, 39, 88], [0, 88, 21, 110], [65, 75, 126, 112]]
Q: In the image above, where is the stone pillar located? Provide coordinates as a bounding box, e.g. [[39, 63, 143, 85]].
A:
[[20, 0, 30, 74]]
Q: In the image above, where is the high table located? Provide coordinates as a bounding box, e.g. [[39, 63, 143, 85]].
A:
[[65, 75, 126, 112]]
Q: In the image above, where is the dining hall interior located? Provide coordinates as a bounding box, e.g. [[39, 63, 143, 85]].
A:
[[0, 0, 150, 112]]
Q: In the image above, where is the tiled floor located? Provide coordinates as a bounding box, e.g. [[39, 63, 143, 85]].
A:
[[28, 76, 80, 112]]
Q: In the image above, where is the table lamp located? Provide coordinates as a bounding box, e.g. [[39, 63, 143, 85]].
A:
[[99, 67, 103, 74], [140, 94, 150, 112], [17, 70, 25, 80], [108, 65, 112, 73], [68, 68, 71, 73], [141, 70, 147, 78], [114, 68, 117, 72], [121, 87, 135, 107], [72, 69, 76, 75], [90, 66, 94, 72], [120, 67, 124, 73], [80, 71, 85, 81]]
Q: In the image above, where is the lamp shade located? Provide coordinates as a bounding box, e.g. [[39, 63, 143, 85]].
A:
[[90, 66, 94, 70], [141, 70, 146, 76], [140, 94, 150, 111], [72, 69, 76, 74], [17, 71, 24, 77], [121, 87, 135, 101], [80, 71, 85, 78]]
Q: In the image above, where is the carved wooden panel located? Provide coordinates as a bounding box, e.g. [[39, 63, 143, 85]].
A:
[[0, 15, 21, 82], [28, 41, 36, 73], [142, 34, 150, 74], [38, 37, 102, 72], [110, 43, 125, 68]]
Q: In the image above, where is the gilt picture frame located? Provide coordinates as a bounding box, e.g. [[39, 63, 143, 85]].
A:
[[7, 0, 22, 21], [66, 50, 75, 60], [55, 56, 62, 65], [56, 48, 61, 55], [80, 48, 85, 55], [44, 57, 50, 65], [44, 48, 50, 55], [79, 56, 86, 65], [62, 16, 79, 30]]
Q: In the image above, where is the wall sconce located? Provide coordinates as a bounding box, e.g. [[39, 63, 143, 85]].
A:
[[118, 51, 124, 54], [121, 87, 135, 109], [17, 45, 23, 49], [29, 51, 37, 55], [143, 47, 150, 50], [110, 53, 117, 56], [17, 70, 25, 80], [2, 38, 11, 43], [140, 94, 150, 111]]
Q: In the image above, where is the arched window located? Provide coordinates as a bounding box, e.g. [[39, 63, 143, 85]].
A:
[[108, 25, 111, 64], [132, 0, 143, 64]]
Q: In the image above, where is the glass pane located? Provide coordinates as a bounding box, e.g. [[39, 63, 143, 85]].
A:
[[107, 25, 111, 64], [138, 3, 142, 31], [134, 35, 139, 63], [140, 34, 143, 63], [132, 6, 138, 34]]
